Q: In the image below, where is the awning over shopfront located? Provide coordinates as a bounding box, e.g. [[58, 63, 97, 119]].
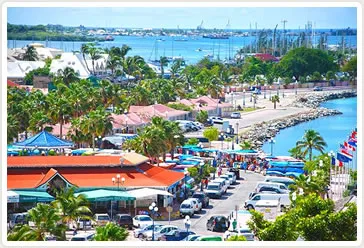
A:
[[7, 190, 54, 203], [128, 188, 173, 199], [75, 189, 136, 202]]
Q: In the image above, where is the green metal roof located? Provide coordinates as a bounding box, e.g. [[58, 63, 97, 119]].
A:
[[12, 190, 54, 203], [74, 189, 136, 202]]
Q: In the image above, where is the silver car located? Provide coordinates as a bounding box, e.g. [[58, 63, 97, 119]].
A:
[[134, 224, 163, 239]]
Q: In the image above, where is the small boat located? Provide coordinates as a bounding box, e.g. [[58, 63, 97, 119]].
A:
[[105, 35, 114, 41], [196, 48, 202, 52], [174, 39, 188, 42], [157, 38, 165, 42]]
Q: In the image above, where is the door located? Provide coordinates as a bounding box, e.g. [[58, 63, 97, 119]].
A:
[[157, 195, 164, 207]]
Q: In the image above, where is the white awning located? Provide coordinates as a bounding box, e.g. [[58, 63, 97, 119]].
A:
[[128, 188, 173, 199], [7, 191, 19, 203]]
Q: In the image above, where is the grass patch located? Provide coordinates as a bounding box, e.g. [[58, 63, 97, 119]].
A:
[[239, 107, 264, 112]]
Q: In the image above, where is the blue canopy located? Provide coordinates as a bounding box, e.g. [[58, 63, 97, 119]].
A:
[[13, 131, 73, 149], [269, 161, 305, 168], [266, 171, 285, 176], [179, 155, 194, 161], [285, 172, 303, 178], [267, 167, 286, 173]]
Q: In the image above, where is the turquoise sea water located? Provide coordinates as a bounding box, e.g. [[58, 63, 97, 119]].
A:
[[8, 34, 357, 65], [261, 97, 357, 162]]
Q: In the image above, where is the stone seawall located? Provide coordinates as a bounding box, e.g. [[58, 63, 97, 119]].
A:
[[289, 90, 357, 108], [243, 108, 342, 151]]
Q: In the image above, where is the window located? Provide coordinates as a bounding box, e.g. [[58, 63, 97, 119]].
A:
[[253, 196, 261, 200], [280, 185, 286, 189]]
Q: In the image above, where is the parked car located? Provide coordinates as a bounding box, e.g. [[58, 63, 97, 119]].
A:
[[193, 122, 204, 129], [220, 174, 233, 187], [179, 201, 195, 217], [206, 216, 229, 232], [226, 172, 237, 184], [223, 228, 255, 241], [113, 214, 133, 230], [182, 234, 201, 241], [244, 193, 290, 210], [143, 225, 178, 241], [258, 186, 287, 194], [248, 191, 277, 199], [212, 178, 229, 193], [195, 235, 223, 241], [134, 223, 163, 239], [205, 182, 223, 199], [209, 116, 223, 124], [92, 213, 110, 227], [190, 122, 202, 130], [192, 192, 210, 208], [133, 215, 153, 228], [230, 112, 241, 119], [77, 217, 92, 230], [8, 212, 28, 229], [187, 198, 202, 213], [70, 232, 95, 241], [313, 86, 323, 91], [264, 176, 296, 187], [255, 182, 289, 193], [160, 229, 196, 241]]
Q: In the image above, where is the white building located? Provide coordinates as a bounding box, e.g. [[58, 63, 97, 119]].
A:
[[7, 61, 46, 82]]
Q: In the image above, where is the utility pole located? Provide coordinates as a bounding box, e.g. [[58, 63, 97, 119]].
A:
[[281, 20, 287, 54], [272, 24, 278, 56], [255, 22, 258, 53]]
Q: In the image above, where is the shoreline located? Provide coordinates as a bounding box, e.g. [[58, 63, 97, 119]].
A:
[[242, 90, 357, 151]]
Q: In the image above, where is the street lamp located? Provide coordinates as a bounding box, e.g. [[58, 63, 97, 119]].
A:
[[253, 94, 257, 109], [219, 132, 225, 150], [328, 150, 335, 198], [184, 168, 188, 200], [250, 92, 253, 102], [184, 215, 191, 233], [243, 89, 246, 107], [264, 86, 266, 99], [124, 109, 129, 133], [149, 202, 159, 241], [235, 122, 239, 144], [94, 135, 102, 149], [295, 80, 298, 95], [277, 83, 280, 97], [112, 174, 126, 190], [269, 138, 275, 156], [269, 85, 272, 100]]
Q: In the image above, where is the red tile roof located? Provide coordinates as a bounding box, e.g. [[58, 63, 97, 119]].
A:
[[7, 80, 20, 87], [7, 156, 124, 168], [254, 53, 279, 62], [8, 165, 184, 189]]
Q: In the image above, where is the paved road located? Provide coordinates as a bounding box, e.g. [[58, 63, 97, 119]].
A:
[[156, 170, 264, 237]]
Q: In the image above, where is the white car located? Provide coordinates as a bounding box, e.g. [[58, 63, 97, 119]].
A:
[[223, 228, 255, 241], [187, 198, 203, 213], [193, 122, 204, 129], [230, 112, 241, 119], [220, 175, 233, 187], [143, 225, 179, 241], [134, 224, 163, 239], [70, 232, 95, 241], [92, 213, 110, 227], [133, 215, 153, 228]]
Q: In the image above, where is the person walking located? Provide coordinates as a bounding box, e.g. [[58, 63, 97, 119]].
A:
[[217, 166, 222, 177]]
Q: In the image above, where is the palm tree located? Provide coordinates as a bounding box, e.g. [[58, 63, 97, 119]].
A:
[[295, 130, 327, 161], [28, 111, 51, 133], [88, 45, 103, 75], [170, 59, 183, 78], [106, 56, 122, 77], [271, 95, 280, 109], [7, 203, 66, 241], [54, 67, 80, 86], [23, 46, 39, 61], [120, 44, 132, 62], [288, 146, 304, 160], [52, 187, 92, 232], [93, 222, 128, 241], [159, 56, 169, 78], [81, 43, 92, 74], [79, 107, 113, 149], [239, 140, 252, 150]]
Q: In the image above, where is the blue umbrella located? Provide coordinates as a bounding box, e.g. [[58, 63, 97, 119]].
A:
[[266, 171, 285, 176]]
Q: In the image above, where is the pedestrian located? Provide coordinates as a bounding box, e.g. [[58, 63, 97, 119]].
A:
[[217, 166, 222, 177]]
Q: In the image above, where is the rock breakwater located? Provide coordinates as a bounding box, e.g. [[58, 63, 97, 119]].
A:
[[290, 90, 357, 108], [243, 107, 342, 151]]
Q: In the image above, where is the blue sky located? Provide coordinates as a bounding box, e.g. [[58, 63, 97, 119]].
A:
[[7, 7, 357, 29]]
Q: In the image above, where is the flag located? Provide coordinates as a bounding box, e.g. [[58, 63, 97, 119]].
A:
[[337, 152, 352, 162], [345, 140, 356, 151], [340, 148, 353, 158], [331, 156, 336, 165], [348, 139, 357, 148], [340, 144, 350, 153], [339, 161, 343, 167], [351, 131, 357, 138]]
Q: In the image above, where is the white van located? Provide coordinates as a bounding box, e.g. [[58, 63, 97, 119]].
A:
[[205, 182, 223, 199], [254, 200, 280, 221], [212, 178, 228, 194], [264, 176, 296, 187], [244, 193, 290, 210], [255, 182, 289, 193]]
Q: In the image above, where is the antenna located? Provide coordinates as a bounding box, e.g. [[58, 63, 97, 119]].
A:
[[281, 20, 287, 54]]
